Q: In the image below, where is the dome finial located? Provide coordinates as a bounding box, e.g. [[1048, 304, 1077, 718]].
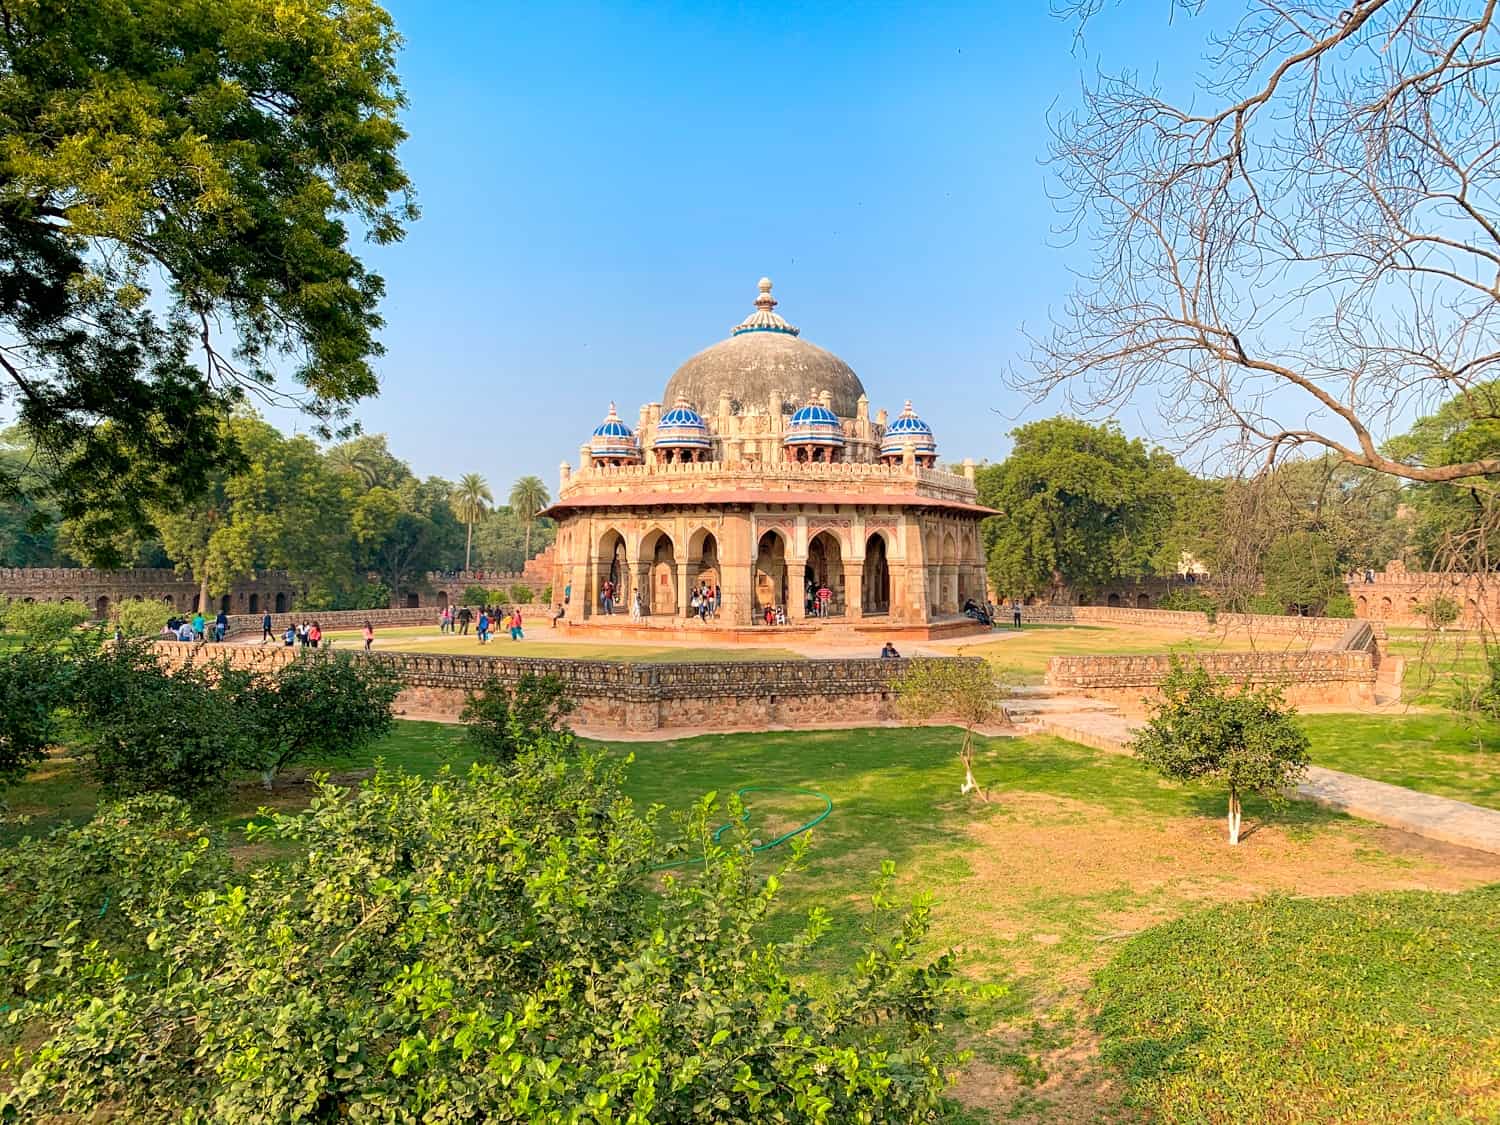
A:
[[756, 277, 775, 311], [733, 277, 799, 337]]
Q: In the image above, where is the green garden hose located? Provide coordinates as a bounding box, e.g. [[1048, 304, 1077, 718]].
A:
[[652, 785, 833, 871]]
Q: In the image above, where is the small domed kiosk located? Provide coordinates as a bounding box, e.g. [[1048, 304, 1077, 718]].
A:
[[543, 278, 993, 635]]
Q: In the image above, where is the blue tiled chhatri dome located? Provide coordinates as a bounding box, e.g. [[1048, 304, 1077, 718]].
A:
[[654, 395, 712, 452], [589, 402, 641, 463], [880, 400, 938, 462], [784, 398, 846, 448]]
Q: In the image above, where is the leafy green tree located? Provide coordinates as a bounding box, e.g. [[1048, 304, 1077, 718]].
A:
[[68, 643, 253, 802], [1155, 588, 1218, 619], [0, 0, 415, 546], [237, 654, 400, 787], [1261, 530, 1343, 616], [509, 583, 534, 605], [460, 584, 491, 606], [1132, 664, 1310, 846], [114, 600, 173, 638], [1418, 596, 1460, 629], [1, 598, 92, 645], [508, 475, 551, 560], [352, 477, 462, 597], [0, 647, 71, 788], [453, 473, 493, 571], [978, 418, 1178, 600], [1323, 593, 1356, 619], [0, 748, 959, 1121], [462, 674, 576, 764], [895, 658, 1002, 797]]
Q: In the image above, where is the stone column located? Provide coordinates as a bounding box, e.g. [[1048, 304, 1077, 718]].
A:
[[676, 561, 691, 619], [787, 561, 807, 620], [843, 566, 864, 620]]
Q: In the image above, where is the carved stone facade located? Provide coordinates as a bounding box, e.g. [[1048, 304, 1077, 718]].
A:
[[0, 567, 297, 617], [544, 279, 993, 635]]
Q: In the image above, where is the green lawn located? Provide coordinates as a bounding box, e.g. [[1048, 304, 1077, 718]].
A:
[[1386, 627, 1491, 706], [1093, 886, 1500, 1123], [7, 721, 1498, 1122], [1301, 712, 1500, 810]]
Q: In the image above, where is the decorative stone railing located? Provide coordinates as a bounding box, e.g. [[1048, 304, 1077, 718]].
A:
[[149, 644, 982, 733], [561, 460, 979, 504]]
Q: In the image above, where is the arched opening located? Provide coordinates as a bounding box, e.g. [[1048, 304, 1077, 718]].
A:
[[405, 591, 420, 608], [162, 594, 174, 607], [940, 532, 958, 613], [689, 529, 720, 608], [1356, 595, 1367, 616], [1407, 597, 1420, 619], [437, 590, 449, 611], [1136, 593, 1150, 609], [1379, 596, 1392, 618], [755, 530, 788, 616], [248, 593, 260, 614], [640, 529, 678, 615], [597, 528, 630, 615], [191, 594, 200, 612], [1107, 592, 1121, 607], [219, 595, 231, 614], [274, 592, 287, 613], [95, 595, 110, 619], [806, 531, 844, 617], [862, 533, 891, 615]]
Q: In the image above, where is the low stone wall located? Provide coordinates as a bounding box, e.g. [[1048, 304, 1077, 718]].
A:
[[149, 642, 937, 734], [1045, 651, 1377, 710], [1019, 604, 1387, 649]]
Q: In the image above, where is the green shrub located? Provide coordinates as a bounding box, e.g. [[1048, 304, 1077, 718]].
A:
[[461, 584, 490, 606], [1418, 595, 1460, 628], [236, 653, 402, 787], [0, 795, 230, 1011], [1156, 588, 1218, 619], [539, 583, 552, 605], [0, 747, 960, 1121], [1, 599, 92, 646], [462, 673, 576, 764], [509, 583, 533, 605], [1131, 662, 1310, 845], [1322, 592, 1356, 619], [0, 647, 71, 787], [68, 643, 253, 802], [1246, 593, 1286, 615], [114, 599, 172, 638]]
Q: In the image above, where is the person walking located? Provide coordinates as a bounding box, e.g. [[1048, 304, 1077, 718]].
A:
[[192, 610, 205, 641], [363, 621, 374, 651], [458, 606, 472, 635], [602, 579, 615, 616], [1012, 602, 1023, 630], [816, 584, 833, 618], [214, 608, 228, 643], [510, 606, 524, 641], [309, 622, 322, 649], [477, 610, 489, 643], [261, 610, 273, 644], [631, 590, 643, 622]]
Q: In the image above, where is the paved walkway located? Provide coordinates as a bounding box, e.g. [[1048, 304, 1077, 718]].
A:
[[1034, 707, 1500, 857]]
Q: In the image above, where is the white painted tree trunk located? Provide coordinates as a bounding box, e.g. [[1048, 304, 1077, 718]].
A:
[[959, 729, 978, 795], [465, 522, 474, 571], [1227, 790, 1242, 846]]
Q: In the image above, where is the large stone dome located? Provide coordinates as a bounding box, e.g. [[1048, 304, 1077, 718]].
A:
[[662, 279, 866, 417]]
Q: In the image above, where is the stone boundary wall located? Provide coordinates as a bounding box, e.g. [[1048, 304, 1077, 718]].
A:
[[221, 607, 440, 637], [149, 642, 941, 733], [0, 567, 296, 616], [1019, 603, 1387, 647], [1045, 650, 1377, 710]]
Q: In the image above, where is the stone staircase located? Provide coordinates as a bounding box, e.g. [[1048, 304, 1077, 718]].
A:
[[1003, 684, 1125, 731]]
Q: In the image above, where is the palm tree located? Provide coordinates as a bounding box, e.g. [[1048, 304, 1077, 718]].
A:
[[509, 475, 551, 560], [453, 473, 493, 571], [325, 442, 383, 489]]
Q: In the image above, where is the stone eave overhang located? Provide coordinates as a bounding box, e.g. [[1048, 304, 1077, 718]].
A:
[[540, 490, 998, 519]]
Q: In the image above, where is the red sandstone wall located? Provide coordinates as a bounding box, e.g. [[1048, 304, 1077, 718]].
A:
[[1044, 650, 1377, 711]]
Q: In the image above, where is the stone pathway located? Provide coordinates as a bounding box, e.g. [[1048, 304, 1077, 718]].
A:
[[1017, 693, 1500, 857]]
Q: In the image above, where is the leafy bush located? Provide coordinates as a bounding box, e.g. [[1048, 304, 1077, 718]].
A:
[[0, 795, 230, 1011], [68, 643, 253, 802], [1, 746, 960, 1121], [1093, 887, 1500, 1123], [114, 599, 172, 637], [462, 673, 576, 763], [0, 647, 71, 787], [1246, 593, 1286, 616], [1156, 588, 1218, 619], [298, 580, 392, 612], [1418, 595, 1460, 628], [237, 653, 402, 787], [1131, 662, 1310, 845], [1322, 592, 1356, 619], [1453, 652, 1500, 725], [508, 583, 533, 604], [1, 598, 91, 646], [539, 583, 552, 604], [461, 584, 490, 606]]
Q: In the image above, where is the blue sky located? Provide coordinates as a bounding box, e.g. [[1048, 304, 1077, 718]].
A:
[[300, 1, 1217, 488]]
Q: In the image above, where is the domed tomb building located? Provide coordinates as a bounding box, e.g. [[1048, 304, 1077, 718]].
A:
[[544, 279, 992, 634]]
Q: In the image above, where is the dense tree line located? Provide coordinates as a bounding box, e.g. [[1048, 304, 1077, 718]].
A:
[[0, 422, 554, 610]]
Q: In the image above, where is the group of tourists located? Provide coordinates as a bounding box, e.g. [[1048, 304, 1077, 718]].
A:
[[280, 621, 325, 648], [439, 603, 524, 643], [163, 610, 230, 643]]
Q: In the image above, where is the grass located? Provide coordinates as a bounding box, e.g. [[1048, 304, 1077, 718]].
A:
[[1301, 712, 1500, 810], [1092, 886, 1500, 1123], [7, 721, 1499, 1121], [952, 624, 1272, 684]]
